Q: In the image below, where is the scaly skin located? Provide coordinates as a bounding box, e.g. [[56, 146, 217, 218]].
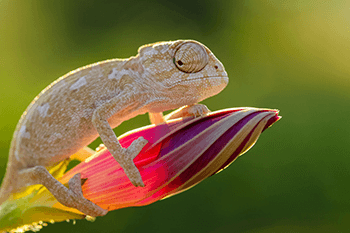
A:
[[0, 40, 228, 216]]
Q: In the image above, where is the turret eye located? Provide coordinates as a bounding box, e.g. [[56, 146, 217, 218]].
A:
[[174, 42, 209, 73]]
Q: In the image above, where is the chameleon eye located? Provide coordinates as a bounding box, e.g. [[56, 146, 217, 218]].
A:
[[174, 42, 209, 73]]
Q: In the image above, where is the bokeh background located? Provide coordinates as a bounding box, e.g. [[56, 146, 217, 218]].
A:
[[0, 0, 349, 232]]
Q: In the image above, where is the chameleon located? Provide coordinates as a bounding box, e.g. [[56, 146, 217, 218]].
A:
[[0, 40, 228, 217]]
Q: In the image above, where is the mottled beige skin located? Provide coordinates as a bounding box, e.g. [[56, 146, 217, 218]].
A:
[[0, 40, 228, 216]]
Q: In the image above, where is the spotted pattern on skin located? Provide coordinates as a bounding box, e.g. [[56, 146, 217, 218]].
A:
[[37, 103, 50, 118], [108, 68, 139, 82], [14, 151, 20, 161], [19, 125, 31, 139], [1, 40, 228, 217], [70, 76, 87, 90]]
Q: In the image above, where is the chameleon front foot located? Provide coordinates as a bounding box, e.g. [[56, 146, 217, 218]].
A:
[[164, 104, 211, 121], [118, 136, 148, 187]]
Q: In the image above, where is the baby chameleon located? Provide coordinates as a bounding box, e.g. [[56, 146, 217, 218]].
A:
[[0, 40, 228, 216]]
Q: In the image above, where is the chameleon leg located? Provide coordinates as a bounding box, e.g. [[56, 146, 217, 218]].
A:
[[92, 116, 147, 187], [149, 104, 211, 124], [92, 101, 148, 187], [165, 104, 211, 121], [18, 166, 108, 216]]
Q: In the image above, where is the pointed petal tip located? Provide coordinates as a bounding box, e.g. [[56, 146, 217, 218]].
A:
[[262, 110, 281, 132]]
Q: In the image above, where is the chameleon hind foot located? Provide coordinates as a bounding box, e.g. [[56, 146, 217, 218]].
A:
[[19, 166, 108, 216], [66, 173, 109, 216]]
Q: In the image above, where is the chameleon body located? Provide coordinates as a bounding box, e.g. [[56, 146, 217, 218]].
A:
[[0, 40, 228, 216]]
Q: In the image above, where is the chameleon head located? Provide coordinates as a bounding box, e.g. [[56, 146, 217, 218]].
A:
[[138, 40, 228, 109]]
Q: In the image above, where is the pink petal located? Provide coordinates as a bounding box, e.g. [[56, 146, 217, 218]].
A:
[[59, 108, 280, 211]]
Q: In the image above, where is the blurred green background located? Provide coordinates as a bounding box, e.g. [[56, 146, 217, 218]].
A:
[[0, 0, 349, 232]]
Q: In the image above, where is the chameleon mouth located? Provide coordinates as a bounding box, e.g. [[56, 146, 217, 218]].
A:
[[169, 75, 229, 88]]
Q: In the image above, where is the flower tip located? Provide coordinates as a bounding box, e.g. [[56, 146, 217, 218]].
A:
[[263, 110, 281, 132]]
